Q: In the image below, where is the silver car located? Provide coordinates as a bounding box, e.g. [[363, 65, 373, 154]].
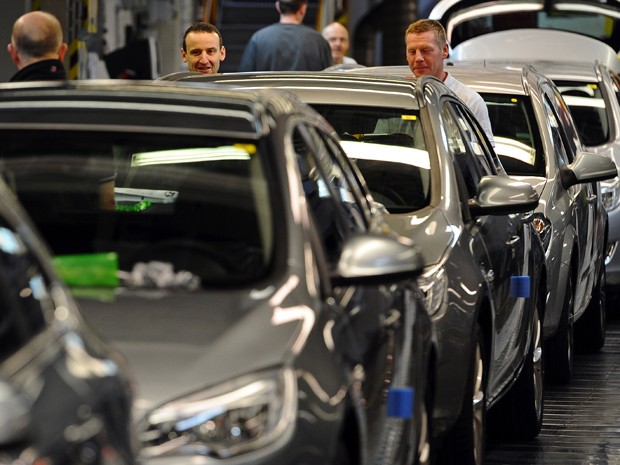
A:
[[525, 60, 620, 293], [0, 80, 434, 465], [445, 64, 617, 377], [0, 175, 136, 464], [447, 28, 620, 294], [345, 64, 617, 382], [159, 70, 547, 465]]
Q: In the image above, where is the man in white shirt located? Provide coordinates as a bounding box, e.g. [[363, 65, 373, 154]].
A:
[[405, 19, 494, 146]]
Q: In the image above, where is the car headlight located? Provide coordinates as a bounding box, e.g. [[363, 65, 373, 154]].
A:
[[601, 176, 620, 212], [138, 367, 296, 460]]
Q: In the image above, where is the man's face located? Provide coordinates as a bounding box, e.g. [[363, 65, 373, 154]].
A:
[[405, 30, 448, 79], [323, 26, 350, 64], [181, 31, 226, 74]]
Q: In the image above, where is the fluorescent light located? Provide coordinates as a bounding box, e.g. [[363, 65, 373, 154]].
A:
[[132, 145, 253, 166]]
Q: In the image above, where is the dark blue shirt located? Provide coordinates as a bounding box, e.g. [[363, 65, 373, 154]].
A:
[[239, 23, 332, 72]]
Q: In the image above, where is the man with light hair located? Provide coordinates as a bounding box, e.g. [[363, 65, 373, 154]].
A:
[[405, 19, 494, 146], [7, 10, 68, 81], [322, 22, 357, 65]]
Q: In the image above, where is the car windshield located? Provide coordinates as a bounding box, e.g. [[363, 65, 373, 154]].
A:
[[0, 130, 275, 289], [554, 80, 610, 146], [480, 93, 546, 176], [312, 104, 431, 213]]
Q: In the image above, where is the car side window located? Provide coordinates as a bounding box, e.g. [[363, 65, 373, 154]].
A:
[[0, 221, 54, 362], [551, 88, 581, 160], [450, 102, 499, 174], [440, 101, 489, 200], [292, 124, 366, 266], [542, 94, 571, 167]]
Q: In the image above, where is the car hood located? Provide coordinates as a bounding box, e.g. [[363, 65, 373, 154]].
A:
[[384, 207, 455, 266], [75, 285, 308, 417]]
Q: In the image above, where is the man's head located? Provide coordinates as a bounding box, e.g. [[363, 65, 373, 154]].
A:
[[405, 19, 449, 79], [322, 22, 351, 65], [181, 22, 226, 74], [7, 11, 67, 69], [276, 0, 307, 20]]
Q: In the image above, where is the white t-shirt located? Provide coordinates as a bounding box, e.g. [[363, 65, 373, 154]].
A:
[[343, 56, 357, 64], [444, 72, 495, 147]]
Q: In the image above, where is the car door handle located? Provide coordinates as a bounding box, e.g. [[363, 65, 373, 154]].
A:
[[507, 235, 521, 246], [587, 194, 597, 203]]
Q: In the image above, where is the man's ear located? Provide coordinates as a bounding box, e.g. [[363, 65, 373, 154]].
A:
[[57, 42, 68, 61], [220, 46, 226, 61], [7, 43, 19, 65], [275, 1, 281, 13], [181, 48, 188, 63], [442, 43, 449, 59]]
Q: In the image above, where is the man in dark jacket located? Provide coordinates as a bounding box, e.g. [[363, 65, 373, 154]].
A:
[[7, 10, 68, 82], [238, 0, 332, 71]]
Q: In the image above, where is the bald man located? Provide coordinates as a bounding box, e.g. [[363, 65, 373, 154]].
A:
[[7, 10, 68, 81], [322, 22, 357, 65]]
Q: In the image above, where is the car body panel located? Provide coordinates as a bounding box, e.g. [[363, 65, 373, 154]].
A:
[[450, 28, 620, 73], [0, 80, 434, 465]]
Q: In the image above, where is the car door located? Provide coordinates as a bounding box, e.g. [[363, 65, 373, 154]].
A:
[[290, 120, 422, 462], [440, 96, 532, 391], [542, 86, 597, 310]]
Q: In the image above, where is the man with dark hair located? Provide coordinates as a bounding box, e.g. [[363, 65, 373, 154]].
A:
[[238, 0, 332, 71], [405, 19, 494, 145], [181, 22, 226, 74], [7, 10, 68, 81]]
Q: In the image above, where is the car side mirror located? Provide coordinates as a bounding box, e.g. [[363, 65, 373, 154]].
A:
[[332, 233, 423, 286], [560, 150, 618, 189], [469, 175, 539, 216]]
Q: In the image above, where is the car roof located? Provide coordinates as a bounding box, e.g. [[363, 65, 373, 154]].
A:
[[157, 71, 447, 109], [0, 79, 322, 138], [345, 64, 530, 96], [447, 59, 604, 84], [523, 61, 603, 82]]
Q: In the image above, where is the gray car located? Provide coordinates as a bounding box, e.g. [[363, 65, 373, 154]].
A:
[[0, 174, 136, 464], [446, 64, 618, 375], [344, 64, 617, 382], [158, 70, 547, 465], [446, 28, 620, 294], [0, 80, 435, 465]]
